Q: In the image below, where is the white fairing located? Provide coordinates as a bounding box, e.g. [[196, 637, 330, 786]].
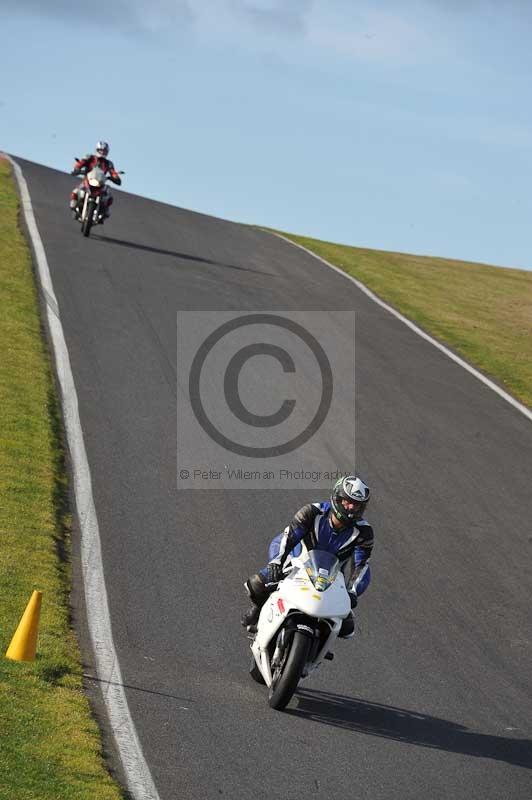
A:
[[87, 167, 106, 186], [251, 553, 351, 687], [79, 168, 108, 225]]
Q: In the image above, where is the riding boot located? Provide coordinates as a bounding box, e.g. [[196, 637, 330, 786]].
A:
[[339, 612, 355, 639]]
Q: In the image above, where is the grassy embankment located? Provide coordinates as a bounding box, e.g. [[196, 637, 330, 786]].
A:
[[0, 158, 123, 799], [274, 231, 532, 408]]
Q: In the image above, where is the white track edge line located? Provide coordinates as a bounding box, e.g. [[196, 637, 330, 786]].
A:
[[5, 155, 161, 800], [266, 230, 532, 423]]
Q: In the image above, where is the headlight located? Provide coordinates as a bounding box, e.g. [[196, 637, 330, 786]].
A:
[[314, 576, 331, 591], [89, 179, 101, 186], [307, 568, 332, 592]]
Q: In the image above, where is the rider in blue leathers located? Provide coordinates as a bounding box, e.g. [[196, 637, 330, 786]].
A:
[[242, 475, 373, 639]]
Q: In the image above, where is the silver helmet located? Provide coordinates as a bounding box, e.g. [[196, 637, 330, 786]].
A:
[[331, 475, 370, 523]]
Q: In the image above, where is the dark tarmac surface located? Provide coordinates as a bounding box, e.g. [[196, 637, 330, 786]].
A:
[[14, 156, 532, 799]]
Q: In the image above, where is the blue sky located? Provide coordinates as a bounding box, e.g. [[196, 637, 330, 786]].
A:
[[1, 1, 531, 269]]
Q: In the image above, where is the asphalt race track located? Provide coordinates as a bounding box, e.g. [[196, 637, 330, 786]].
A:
[[14, 156, 532, 799]]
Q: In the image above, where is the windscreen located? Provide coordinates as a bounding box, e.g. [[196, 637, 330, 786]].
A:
[[304, 550, 340, 591]]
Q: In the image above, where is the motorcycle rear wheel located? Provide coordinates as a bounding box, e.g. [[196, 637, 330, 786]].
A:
[[81, 201, 95, 237], [268, 630, 310, 711]]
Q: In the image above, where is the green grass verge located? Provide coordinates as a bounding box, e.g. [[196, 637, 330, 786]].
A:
[[274, 231, 532, 408], [0, 158, 124, 799]]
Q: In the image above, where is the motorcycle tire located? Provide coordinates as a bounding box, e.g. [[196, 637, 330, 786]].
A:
[[249, 655, 266, 685], [81, 201, 95, 237], [268, 630, 311, 711]]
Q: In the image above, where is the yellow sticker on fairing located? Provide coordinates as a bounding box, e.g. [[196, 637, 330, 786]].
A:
[[312, 594, 322, 600]]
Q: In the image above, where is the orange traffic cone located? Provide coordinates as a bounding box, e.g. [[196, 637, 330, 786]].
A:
[[5, 590, 42, 661]]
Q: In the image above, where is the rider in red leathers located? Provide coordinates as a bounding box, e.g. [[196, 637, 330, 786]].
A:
[[70, 140, 122, 219]]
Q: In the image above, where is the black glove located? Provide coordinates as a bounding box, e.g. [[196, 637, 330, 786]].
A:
[[266, 562, 282, 585]]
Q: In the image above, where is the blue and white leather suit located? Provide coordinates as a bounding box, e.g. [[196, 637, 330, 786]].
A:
[[260, 500, 373, 598]]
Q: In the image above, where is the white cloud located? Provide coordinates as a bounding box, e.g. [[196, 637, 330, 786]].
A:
[[6, 0, 529, 71], [3, 1, 432, 63]]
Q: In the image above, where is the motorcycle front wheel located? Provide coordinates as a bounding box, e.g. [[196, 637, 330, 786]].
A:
[[268, 630, 311, 711], [81, 201, 96, 237]]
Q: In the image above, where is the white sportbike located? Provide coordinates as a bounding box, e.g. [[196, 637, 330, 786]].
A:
[[249, 548, 352, 710]]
